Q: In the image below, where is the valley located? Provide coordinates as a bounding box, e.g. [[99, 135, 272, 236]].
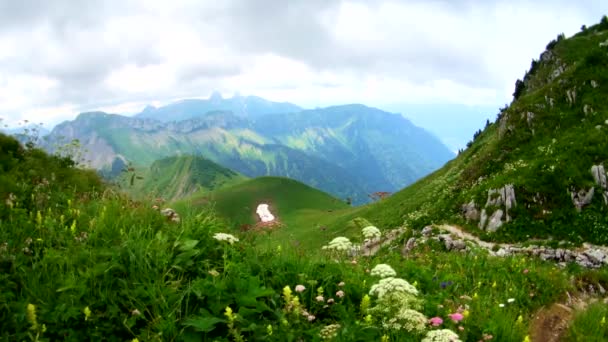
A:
[[1, 11, 608, 342]]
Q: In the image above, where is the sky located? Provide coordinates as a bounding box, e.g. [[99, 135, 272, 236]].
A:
[[0, 0, 606, 150]]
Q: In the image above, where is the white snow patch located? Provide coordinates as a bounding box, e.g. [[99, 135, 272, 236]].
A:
[[256, 203, 275, 222]]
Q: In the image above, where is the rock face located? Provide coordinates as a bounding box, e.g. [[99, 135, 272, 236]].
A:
[[461, 200, 479, 221], [591, 164, 608, 205], [476, 184, 517, 231], [486, 209, 504, 232]]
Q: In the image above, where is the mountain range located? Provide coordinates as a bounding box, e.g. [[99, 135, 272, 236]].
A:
[[44, 99, 454, 204]]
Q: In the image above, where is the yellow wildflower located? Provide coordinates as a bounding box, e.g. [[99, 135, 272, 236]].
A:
[[360, 294, 371, 313], [381, 335, 389, 342], [523, 335, 530, 342], [267, 324, 273, 336], [27, 303, 38, 330], [283, 286, 292, 303], [463, 310, 470, 319], [224, 306, 235, 322], [84, 306, 91, 321]]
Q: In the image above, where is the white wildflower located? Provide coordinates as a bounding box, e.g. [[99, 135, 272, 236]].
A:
[[322, 237, 352, 251], [213, 233, 239, 244], [382, 308, 428, 333], [421, 329, 462, 342], [507, 298, 515, 303], [370, 277, 419, 298], [319, 324, 341, 340], [362, 226, 381, 240], [370, 264, 397, 278]]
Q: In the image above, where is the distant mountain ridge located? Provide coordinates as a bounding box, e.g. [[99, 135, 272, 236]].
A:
[[45, 96, 454, 204], [136, 92, 302, 122]]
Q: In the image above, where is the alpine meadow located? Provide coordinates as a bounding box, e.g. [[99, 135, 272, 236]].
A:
[[2, 4, 608, 342]]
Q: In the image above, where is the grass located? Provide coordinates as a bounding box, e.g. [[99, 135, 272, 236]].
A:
[[124, 155, 247, 201], [3, 132, 608, 341]]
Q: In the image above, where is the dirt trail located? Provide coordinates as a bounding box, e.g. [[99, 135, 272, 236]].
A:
[[437, 224, 498, 249]]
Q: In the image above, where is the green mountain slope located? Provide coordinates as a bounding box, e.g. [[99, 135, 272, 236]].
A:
[[255, 104, 454, 191], [46, 102, 453, 204], [125, 155, 248, 201], [350, 20, 608, 244], [181, 176, 349, 247]]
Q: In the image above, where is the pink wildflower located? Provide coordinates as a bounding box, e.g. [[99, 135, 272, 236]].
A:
[[338, 281, 345, 287], [327, 298, 335, 304], [336, 290, 345, 298], [429, 317, 443, 326], [295, 285, 306, 293], [523, 269, 529, 274], [449, 313, 464, 322], [316, 295, 324, 302], [307, 314, 316, 322]]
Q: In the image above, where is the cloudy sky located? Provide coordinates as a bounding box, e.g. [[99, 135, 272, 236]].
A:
[[0, 0, 606, 148]]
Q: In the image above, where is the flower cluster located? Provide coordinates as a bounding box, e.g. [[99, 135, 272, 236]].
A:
[[319, 324, 341, 340], [370, 264, 397, 278], [213, 233, 239, 244], [370, 277, 419, 298], [362, 226, 381, 240], [321, 237, 352, 251], [421, 329, 462, 342], [382, 308, 428, 333]]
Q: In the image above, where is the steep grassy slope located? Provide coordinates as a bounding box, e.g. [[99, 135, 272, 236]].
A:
[[181, 176, 350, 248], [345, 19, 608, 245], [255, 104, 454, 192], [124, 155, 248, 201]]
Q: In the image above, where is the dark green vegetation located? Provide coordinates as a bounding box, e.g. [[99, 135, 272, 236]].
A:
[[4, 133, 608, 342], [123, 155, 247, 201], [44, 101, 453, 205]]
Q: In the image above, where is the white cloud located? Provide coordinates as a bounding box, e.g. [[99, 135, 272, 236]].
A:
[[0, 0, 605, 129]]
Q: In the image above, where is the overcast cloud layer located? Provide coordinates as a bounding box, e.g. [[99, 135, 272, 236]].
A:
[[0, 0, 606, 140]]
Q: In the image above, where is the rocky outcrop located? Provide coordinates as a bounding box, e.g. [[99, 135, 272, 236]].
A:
[[566, 88, 577, 106], [498, 112, 514, 138], [591, 164, 608, 205], [478, 184, 517, 231], [410, 225, 608, 269], [461, 200, 479, 222], [570, 187, 595, 212], [583, 104, 594, 115]]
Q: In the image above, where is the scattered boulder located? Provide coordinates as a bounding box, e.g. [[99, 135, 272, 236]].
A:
[[160, 208, 181, 223], [540, 50, 554, 62], [583, 104, 593, 115], [479, 209, 488, 230], [486, 209, 504, 232], [570, 187, 595, 212], [401, 237, 417, 256], [566, 88, 577, 105], [421, 226, 433, 237], [461, 200, 479, 221], [550, 64, 565, 80], [591, 164, 608, 205]]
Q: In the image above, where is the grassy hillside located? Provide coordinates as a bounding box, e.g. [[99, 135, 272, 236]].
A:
[[124, 155, 247, 201], [180, 177, 351, 248], [6, 133, 608, 341], [307, 18, 608, 246]]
